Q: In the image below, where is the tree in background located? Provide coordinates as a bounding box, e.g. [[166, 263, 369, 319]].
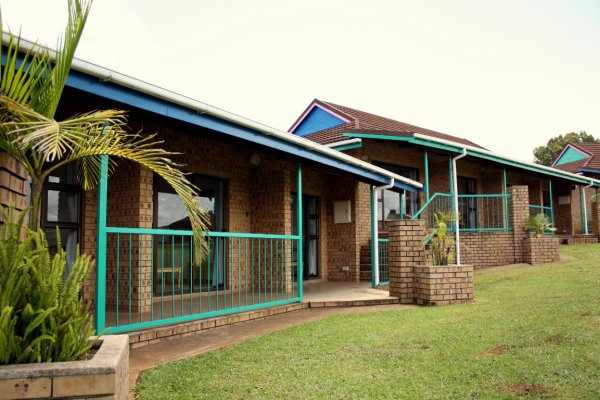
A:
[[533, 131, 600, 166]]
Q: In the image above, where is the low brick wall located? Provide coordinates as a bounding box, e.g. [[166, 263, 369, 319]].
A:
[[523, 237, 560, 265], [414, 265, 474, 306], [557, 234, 599, 245], [0, 335, 129, 400], [457, 231, 516, 269], [129, 303, 307, 348]]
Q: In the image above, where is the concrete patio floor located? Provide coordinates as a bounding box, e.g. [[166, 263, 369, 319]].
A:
[[302, 281, 397, 303]]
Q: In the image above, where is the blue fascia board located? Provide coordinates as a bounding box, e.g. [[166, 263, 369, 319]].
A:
[[343, 132, 591, 184], [578, 167, 600, 174], [65, 71, 420, 193]]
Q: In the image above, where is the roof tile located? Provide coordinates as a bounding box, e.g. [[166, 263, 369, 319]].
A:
[[299, 100, 486, 149]]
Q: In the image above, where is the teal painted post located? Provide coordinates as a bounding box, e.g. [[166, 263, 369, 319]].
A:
[[580, 186, 585, 234], [448, 155, 454, 230], [502, 168, 509, 229], [424, 150, 430, 201], [370, 187, 376, 288], [95, 155, 109, 333], [549, 179, 554, 224], [296, 164, 303, 300]]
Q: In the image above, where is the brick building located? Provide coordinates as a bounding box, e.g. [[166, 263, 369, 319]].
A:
[[0, 47, 424, 336], [2, 40, 600, 337], [289, 100, 600, 271], [551, 142, 600, 237]]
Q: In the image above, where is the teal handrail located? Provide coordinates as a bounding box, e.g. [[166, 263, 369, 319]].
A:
[[413, 192, 512, 232]]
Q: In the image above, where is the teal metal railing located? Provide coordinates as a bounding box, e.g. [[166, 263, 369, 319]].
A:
[[101, 228, 300, 334], [413, 193, 512, 231], [378, 238, 389, 286], [586, 211, 593, 234]]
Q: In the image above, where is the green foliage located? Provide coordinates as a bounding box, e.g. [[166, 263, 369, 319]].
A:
[[533, 131, 599, 166], [422, 211, 456, 265], [526, 213, 557, 238], [0, 209, 95, 365]]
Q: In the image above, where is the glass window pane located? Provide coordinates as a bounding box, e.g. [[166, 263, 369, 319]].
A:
[[155, 175, 220, 230], [308, 219, 317, 235], [383, 190, 400, 220], [46, 190, 79, 223], [48, 164, 78, 184]]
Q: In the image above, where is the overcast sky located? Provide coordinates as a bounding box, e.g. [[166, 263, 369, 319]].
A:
[[3, 0, 600, 162]]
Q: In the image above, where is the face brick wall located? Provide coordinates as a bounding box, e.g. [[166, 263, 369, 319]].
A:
[[0, 152, 29, 213]]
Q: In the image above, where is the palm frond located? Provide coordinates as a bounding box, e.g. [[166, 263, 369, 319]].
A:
[[0, 28, 53, 106], [63, 126, 210, 262], [30, 0, 92, 118], [0, 94, 127, 162]]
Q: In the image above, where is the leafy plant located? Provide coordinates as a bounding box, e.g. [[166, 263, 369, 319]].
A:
[[526, 213, 557, 238], [423, 211, 457, 265], [0, 209, 95, 364]]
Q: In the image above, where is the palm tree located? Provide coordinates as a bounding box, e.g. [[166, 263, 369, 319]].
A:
[[0, 0, 209, 259]]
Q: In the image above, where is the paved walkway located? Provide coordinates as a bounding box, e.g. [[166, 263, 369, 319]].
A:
[[129, 303, 416, 391]]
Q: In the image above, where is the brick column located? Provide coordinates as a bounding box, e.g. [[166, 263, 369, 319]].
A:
[[592, 201, 600, 237], [0, 152, 28, 213], [388, 219, 426, 304], [508, 185, 529, 263]]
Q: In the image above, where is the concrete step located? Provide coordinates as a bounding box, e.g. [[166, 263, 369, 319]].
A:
[[307, 298, 399, 308]]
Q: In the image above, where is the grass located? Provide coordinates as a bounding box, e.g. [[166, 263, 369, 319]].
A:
[[134, 245, 600, 399]]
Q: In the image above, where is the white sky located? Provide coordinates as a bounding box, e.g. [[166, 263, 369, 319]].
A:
[[3, 0, 600, 162]]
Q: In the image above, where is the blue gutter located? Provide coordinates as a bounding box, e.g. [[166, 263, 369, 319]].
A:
[[64, 71, 420, 193]]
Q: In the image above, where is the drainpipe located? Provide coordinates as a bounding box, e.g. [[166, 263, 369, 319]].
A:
[[373, 178, 395, 286], [582, 181, 594, 235], [452, 148, 467, 265]]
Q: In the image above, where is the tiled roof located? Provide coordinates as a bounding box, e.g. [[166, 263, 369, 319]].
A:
[[569, 142, 600, 170], [553, 159, 589, 173], [554, 142, 600, 172], [298, 100, 486, 149]]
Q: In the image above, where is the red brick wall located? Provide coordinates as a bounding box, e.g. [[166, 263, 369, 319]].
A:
[[523, 237, 560, 264], [459, 231, 516, 268], [0, 152, 28, 212]]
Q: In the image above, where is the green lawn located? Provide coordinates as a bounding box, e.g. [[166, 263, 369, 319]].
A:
[[135, 245, 600, 399]]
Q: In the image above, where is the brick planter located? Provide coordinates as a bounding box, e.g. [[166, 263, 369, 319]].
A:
[[0, 335, 129, 400], [523, 236, 560, 265], [414, 265, 474, 306]]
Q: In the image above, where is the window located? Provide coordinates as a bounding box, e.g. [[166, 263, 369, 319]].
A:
[[457, 176, 477, 229], [41, 164, 82, 275], [373, 162, 420, 230], [152, 174, 225, 294]]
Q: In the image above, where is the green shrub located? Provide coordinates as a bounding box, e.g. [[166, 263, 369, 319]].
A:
[[0, 209, 95, 364]]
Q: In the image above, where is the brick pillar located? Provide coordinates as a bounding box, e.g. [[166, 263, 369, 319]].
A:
[[0, 152, 29, 213], [388, 219, 426, 304], [592, 201, 600, 236], [508, 185, 529, 263]]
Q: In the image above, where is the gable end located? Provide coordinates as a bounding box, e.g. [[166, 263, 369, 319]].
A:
[[292, 106, 346, 136]]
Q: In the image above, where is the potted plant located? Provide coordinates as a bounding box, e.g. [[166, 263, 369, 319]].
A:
[[523, 214, 559, 264], [422, 211, 456, 265], [0, 209, 129, 399], [526, 213, 557, 237], [417, 211, 474, 305]]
